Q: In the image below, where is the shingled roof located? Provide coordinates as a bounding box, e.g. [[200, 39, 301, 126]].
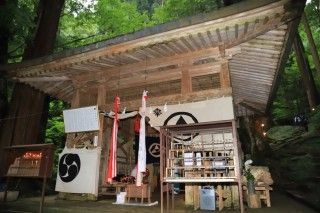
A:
[[0, 0, 306, 114]]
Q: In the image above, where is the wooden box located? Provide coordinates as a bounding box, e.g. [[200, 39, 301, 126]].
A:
[[126, 184, 151, 203]]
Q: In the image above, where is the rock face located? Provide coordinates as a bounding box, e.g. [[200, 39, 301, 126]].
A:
[[243, 166, 273, 185]]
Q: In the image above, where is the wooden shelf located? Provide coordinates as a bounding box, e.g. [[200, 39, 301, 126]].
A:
[[164, 177, 238, 183], [166, 166, 235, 169]]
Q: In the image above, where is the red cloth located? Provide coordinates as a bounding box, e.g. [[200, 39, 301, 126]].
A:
[[105, 96, 120, 183], [134, 115, 140, 134]]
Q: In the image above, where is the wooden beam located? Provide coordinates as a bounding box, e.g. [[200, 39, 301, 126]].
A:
[[293, 33, 320, 109], [85, 61, 224, 92], [71, 89, 80, 108], [97, 85, 107, 111], [181, 69, 192, 95], [220, 62, 231, 89], [266, 1, 306, 112], [236, 100, 265, 115], [13, 76, 70, 82], [301, 12, 320, 75], [75, 47, 221, 82], [107, 88, 232, 111]]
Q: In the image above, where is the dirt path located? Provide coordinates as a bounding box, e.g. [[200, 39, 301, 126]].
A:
[[0, 191, 317, 213]]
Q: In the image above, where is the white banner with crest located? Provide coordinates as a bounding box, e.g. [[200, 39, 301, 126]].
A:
[[55, 147, 101, 196], [145, 96, 234, 130]]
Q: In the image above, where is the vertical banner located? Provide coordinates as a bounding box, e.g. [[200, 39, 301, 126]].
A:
[[106, 96, 120, 183], [135, 135, 160, 164], [136, 90, 148, 186]]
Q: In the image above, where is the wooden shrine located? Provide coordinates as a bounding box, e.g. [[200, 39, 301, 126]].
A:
[[160, 121, 243, 212], [0, 0, 309, 212]]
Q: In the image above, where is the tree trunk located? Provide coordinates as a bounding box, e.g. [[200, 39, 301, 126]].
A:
[[23, 0, 65, 59], [293, 33, 320, 109], [0, 0, 65, 173], [0, 0, 15, 119], [301, 12, 320, 76]]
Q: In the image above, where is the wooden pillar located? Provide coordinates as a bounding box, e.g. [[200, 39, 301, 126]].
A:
[[181, 66, 192, 95], [97, 86, 107, 148], [65, 89, 81, 148], [128, 118, 135, 169], [220, 62, 231, 89], [293, 33, 320, 109], [193, 185, 200, 210], [97, 86, 107, 186], [301, 12, 320, 75], [71, 89, 80, 108], [232, 120, 244, 213], [97, 86, 107, 111]]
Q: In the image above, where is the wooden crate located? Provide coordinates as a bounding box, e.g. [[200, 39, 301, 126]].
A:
[[126, 184, 151, 203]]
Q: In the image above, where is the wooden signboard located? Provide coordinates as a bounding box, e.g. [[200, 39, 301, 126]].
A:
[[63, 106, 99, 133], [2, 144, 55, 213], [2, 144, 54, 178]]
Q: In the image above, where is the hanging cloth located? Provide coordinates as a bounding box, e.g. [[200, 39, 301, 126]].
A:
[[105, 96, 120, 183], [136, 90, 148, 186], [134, 115, 141, 134]]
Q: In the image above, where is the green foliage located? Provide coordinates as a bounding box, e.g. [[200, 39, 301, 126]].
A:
[[280, 154, 315, 182], [3, 0, 38, 62], [308, 106, 320, 133], [152, 0, 225, 24], [96, 0, 151, 38], [45, 100, 67, 147], [271, 54, 309, 123], [136, 0, 161, 16], [56, 0, 101, 50], [244, 168, 255, 182], [267, 125, 304, 141]]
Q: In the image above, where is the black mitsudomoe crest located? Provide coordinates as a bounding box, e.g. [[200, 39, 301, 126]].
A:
[[163, 111, 199, 142], [58, 153, 81, 183]]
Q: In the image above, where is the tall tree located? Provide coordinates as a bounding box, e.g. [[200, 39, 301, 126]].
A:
[[0, 0, 65, 171], [293, 33, 320, 109], [0, 0, 18, 119], [0, 0, 10, 118]]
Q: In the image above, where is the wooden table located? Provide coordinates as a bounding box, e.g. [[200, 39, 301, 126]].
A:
[[243, 183, 272, 207]]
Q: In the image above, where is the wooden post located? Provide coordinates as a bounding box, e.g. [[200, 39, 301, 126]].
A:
[[97, 86, 106, 147], [232, 120, 244, 213], [97, 86, 107, 111], [160, 128, 164, 213], [39, 154, 49, 213], [193, 185, 200, 210], [65, 89, 81, 148], [97, 86, 107, 187], [71, 89, 80, 108], [301, 12, 320, 75], [220, 62, 231, 89], [171, 183, 175, 212], [248, 194, 261, 208], [293, 33, 320, 109], [181, 65, 192, 95], [217, 185, 224, 210]]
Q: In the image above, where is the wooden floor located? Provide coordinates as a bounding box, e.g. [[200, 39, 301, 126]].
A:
[[0, 191, 317, 213]]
